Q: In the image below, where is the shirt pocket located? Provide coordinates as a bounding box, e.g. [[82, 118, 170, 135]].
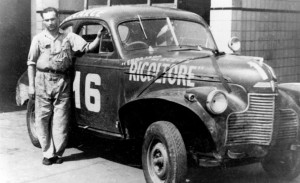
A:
[[38, 40, 51, 53], [49, 40, 72, 71]]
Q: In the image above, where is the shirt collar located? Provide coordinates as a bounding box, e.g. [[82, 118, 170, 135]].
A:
[[43, 29, 64, 40]]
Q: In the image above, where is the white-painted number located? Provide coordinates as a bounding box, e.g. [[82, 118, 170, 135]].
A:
[[73, 71, 81, 109], [85, 74, 101, 112], [73, 71, 101, 112]]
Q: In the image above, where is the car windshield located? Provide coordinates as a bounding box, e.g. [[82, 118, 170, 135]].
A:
[[118, 18, 217, 51]]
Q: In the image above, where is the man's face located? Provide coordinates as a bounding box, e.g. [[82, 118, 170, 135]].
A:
[[42, 11, 58, 31]]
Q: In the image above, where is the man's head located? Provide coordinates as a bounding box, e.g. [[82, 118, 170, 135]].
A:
[[40, 7, 59, 32]]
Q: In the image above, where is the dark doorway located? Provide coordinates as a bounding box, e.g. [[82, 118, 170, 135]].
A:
[[0, 0, 31, 112], [179, 0, 211, 24]]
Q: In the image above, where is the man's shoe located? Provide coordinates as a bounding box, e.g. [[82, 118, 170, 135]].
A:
[[51, 156, 63, 164], [42, 158, 52, 165]]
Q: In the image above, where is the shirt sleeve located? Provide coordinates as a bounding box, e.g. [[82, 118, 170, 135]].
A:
[[27, 36, 39, 66], [68, 32, 89, 53]]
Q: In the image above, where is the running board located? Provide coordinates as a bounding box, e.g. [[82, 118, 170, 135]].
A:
[[78, 125, 124, 139]]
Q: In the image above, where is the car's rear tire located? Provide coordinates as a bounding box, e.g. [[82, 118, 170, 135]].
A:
[[26, 99, 41, 148], [262, 149, 300, 180], [142, 121, 187, 183]]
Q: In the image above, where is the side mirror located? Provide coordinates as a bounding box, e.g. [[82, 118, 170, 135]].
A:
[[228, 37, 241, 52]]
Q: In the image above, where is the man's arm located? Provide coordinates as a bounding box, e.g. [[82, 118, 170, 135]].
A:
[[70, 25, 104, 53], [27, 36, 39, 100], [28, 65, 36, 100], [87, 25, 104, 51]]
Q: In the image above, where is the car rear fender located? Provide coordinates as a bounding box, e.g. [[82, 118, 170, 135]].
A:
[[16, 71, 29, 106]]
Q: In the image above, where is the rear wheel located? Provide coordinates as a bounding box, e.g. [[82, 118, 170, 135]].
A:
[[142, 121, 187, 183], [262, 149, 300, 180], [26, 99, 40, 148]]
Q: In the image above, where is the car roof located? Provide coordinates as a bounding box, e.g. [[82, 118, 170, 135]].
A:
[[61, 5, 203, 25]]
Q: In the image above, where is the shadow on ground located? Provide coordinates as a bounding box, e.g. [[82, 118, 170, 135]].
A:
[[65, 132, 290, 183], [66, 134, 142, 168], [0, 73, 27, 113], [0, 91, 26, 113]]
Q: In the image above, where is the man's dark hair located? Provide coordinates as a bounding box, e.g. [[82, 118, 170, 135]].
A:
[[40, 7, 59, 19]]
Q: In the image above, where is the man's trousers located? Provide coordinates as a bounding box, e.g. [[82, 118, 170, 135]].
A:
[[35, 71, 71, 158]]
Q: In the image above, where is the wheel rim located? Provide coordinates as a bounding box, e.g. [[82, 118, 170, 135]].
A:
[[29, 106, 37, 139], [147, 139, 169, 182]]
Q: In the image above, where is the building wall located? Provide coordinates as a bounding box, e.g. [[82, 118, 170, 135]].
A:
[[210, 0, 300, 82], [32, 0, 83, 36]]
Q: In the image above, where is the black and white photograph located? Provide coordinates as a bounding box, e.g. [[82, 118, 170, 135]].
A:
[[1, 0, 300, 182]]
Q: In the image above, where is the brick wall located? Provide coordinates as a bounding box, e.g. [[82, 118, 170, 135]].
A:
[[210, 0, 300, 82]]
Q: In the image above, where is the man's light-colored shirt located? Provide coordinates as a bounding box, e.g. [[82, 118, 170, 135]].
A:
[[27, 29, 88, 71]]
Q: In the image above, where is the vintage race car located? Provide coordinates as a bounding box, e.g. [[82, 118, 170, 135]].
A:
[[16, 5, 300, 183]]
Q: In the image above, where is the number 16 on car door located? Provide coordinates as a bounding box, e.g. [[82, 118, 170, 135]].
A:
[[73, 69, 120, 134]]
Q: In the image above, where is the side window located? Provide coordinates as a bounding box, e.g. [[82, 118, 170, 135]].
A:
[[78, 23, 114, 54]]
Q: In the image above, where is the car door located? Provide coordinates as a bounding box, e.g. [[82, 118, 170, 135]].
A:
[[72, 20, 122, 135]]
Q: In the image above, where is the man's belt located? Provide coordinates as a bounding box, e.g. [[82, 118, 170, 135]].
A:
[[37, 68, 67, 75]]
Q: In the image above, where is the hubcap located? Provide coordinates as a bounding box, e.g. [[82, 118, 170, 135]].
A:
[[148, 141, 168, 182]]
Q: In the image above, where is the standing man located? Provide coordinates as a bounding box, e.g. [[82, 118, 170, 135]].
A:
[[27, 7, 102, 165]]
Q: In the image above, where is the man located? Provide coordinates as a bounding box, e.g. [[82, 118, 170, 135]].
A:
[[27, 7, 102, 165]]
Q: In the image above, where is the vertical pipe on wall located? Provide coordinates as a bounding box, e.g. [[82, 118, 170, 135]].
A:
[[174, 0, 178, 8], [107, 0, 112, 6], [147, 0, 152, 6], [84, 0, 88, 10]]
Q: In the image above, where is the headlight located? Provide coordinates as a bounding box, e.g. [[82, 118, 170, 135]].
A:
[[206, 90, 228, 114]]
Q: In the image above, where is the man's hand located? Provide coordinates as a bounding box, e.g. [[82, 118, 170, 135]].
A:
[[96, 25, 104, 38], [28, 86, 35, 100]]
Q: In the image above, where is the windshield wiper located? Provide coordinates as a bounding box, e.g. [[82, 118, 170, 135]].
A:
[[137, 15, 148, 40], [169, 45, 213, 53], [197, 45, 225, 56], [166, 17, 179, 47]]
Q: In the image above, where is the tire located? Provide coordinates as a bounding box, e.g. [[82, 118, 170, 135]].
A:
[[262, 149, 300, 180], [142, 121, 187, 183], [26, 99, 41, 148]]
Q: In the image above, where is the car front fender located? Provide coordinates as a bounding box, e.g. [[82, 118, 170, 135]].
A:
[[119, 87, 219, 144], [278, 83, 300, 108], [277, 83, 300, 142]]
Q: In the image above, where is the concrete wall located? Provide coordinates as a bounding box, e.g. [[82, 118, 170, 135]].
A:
[[210, 0, 300, 82]]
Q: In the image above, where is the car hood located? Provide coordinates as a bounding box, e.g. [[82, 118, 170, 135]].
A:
[[124, 50, 276, 93]]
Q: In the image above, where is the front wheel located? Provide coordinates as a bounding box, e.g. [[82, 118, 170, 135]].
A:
[[142, 121, 187, 183], [26, 99, 40, 148], [262, 149, 300, 180]]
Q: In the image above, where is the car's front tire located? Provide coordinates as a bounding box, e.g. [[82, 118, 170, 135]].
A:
[[142, 121, 187, 183], [26, 99, 41, 148], [262, 149, 300, 180]]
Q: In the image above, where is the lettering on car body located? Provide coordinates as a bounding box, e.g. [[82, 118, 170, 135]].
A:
[[125, 56, 204, 87]]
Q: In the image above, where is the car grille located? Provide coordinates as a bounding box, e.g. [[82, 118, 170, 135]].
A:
[[225, 94, 276, 146], [275, 109, 298, 141]]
